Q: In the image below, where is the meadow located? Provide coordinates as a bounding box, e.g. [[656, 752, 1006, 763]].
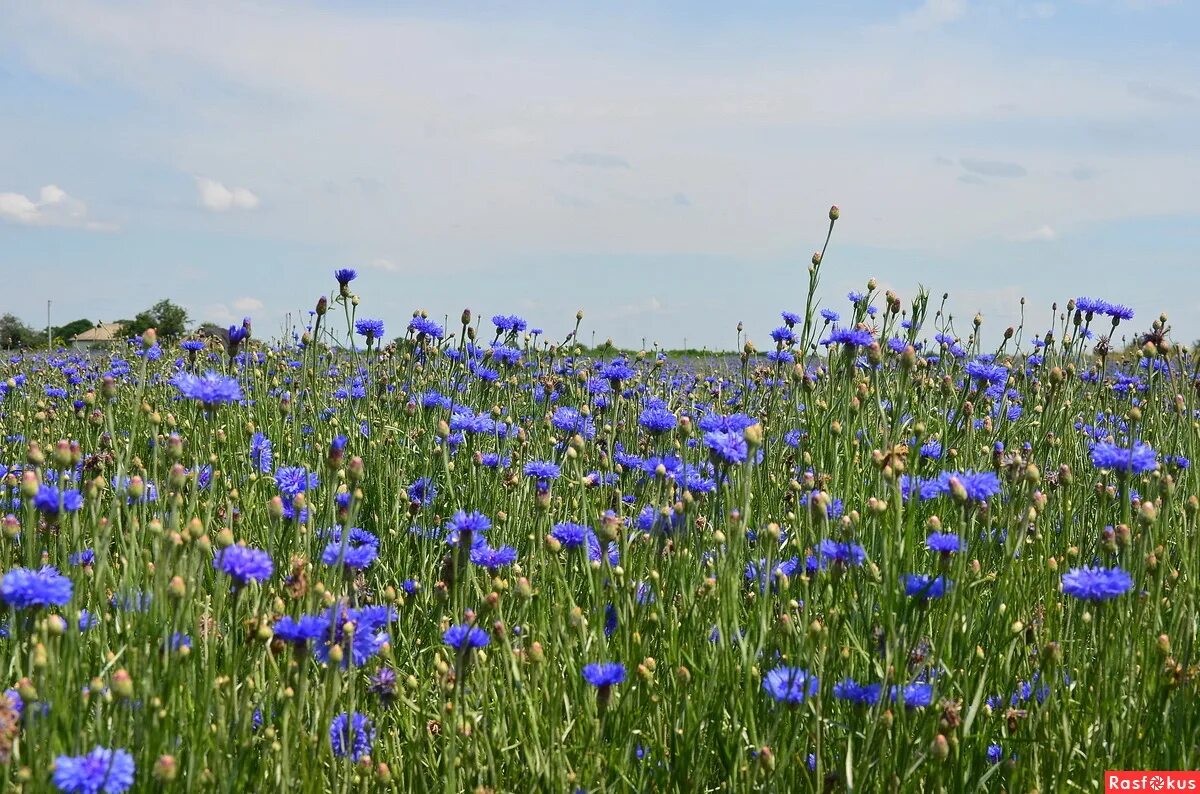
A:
[[2, 208, 1197, 792]]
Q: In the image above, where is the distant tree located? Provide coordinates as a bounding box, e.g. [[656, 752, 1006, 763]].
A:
[[53, 318, 96, 343], [0, 313, 37, 349], [120, 299, 190, 341]]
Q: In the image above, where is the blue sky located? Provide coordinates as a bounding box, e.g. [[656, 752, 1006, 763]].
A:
[[1, 0, 1197, 349]]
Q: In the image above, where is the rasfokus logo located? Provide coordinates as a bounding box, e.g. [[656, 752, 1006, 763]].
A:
[[1106, 772, 1200, 792]]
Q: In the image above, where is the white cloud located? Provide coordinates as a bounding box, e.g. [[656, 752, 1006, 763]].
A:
[[0, 1, 1196, 266], [195, 177, 259, 211], [1016, 224, 1058, 241], [898, 0, 968, 30], [233, 296, 264, 311], [364, 258, 402, 272], [0, 184, 116, 231]]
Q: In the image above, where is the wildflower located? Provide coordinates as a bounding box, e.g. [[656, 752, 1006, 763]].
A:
[[407, 316, 444, 340], [213, 546, 273, 585], [469, 544, 518, 569], [762, 667, 818, 704], [1061, 566, 1134, 601], [368, 668, 398, 703], [329, 712, 374, 760], [817, 539, 867, 567], [1090, 442, 1157, 474], [69, 549, 96, 567], [354, 319, 385, 343], [833, 679, 882, 705], [704, 430, 748, 464], [321, 541, 377, 571], [443, 624, 490, 649], [406, 477, 437, 506], [52, 746, 136, 794], [904, 574, 950, 600], [1, 566, 73, 609], [551, 522, 591, 549], [890, 682, 934, 708], [523, 461, 561, 481], [582, 662, 626, 688], [820, 309, 840, 323], [32, 484, 84, 516], [250, 432, 274, 473], [172, 371, 242, 406], [275, 467, 318, 498], [272, 615, 327, 646], [638, 406, 677, 434], [334, 268, 357, 289], [987, 743, 1003, 764], [821, 327, 874, 348], [926, 532, 961, 554], [446, 510, 491, 537]]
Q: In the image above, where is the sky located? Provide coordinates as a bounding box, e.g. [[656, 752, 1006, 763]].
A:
[[1, 0, 1197, 350]]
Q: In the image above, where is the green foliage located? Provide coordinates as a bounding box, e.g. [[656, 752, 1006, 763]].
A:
[[120, 299, 189, 341], [0, 313, 37, 349], [53, 318, 98, 343]]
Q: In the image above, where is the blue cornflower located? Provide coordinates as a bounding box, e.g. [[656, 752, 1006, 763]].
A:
[[446, 510, 491, 538], [321, 541, 378, 570], [407, 477, 437, 505], [213, 545, 273, 585], [552, 522, 591, 549], [1074, 296, 1108, 315], [180, 339, 205, 352], [770, 326, 797, 344], [32, 484, 84, 516], [469, 544, 518, 569], [1090, 442, 1157, 474], [52, 746, 135, 793], [1061, 566, 1134, 601], [987, 743, 1003, 764], [904, 574, 950, 600], [762, 666, 818, 704], [443, 623, 490, 649], [523, 460, 561, 480], [890, 682, 934, 708], [782, 310, 802, 326], [354, 318, 385, 342], [250, 432, 273, 473], [172, 371, 242, 406], [965, 359, 1008, 385], [275, 466, 318, 498], [329, 712, 374, 761], [69, 548, 96, 567], [334, 268, 357, 287], [817, 539, 866, 567], [492, 314, 528, 333], [704, 430, 748, 464], [820, 309, 840, 323], [582, 662, 626, 688], [926, 532, 961, 554], [272, 615, 327, 645], [821, 327, 874, 348], [408, 316, 444, 339], [551, 407, 596, 439], [599, 359, 635, 383], [833, 679, 882, 705], [1, 566, 73, 609], [638, 406, 677, 434]]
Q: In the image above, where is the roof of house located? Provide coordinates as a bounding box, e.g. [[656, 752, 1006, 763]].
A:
[[71, 322, 124, 342]]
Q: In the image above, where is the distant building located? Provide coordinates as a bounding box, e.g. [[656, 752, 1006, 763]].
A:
[[71, 322, 124, 350]]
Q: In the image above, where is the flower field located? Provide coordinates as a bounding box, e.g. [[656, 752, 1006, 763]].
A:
[[2, 210, 1198, 792]]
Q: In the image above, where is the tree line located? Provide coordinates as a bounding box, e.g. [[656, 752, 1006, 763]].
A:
[[0, 299, 194, 349]]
